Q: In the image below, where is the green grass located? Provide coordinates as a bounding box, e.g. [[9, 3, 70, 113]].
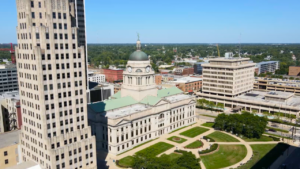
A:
[[118, 156, 134, 168], [201, 122, 214, 128], [167, 136, 187, 143], [180, 127, 209, 138], [242, 135, 274, 142], [161, 153, 182, 161], [185, 140, 203, 149], [117, 138, 158, 156], [199, 114, 217, 118], [206, 131, 240, 142], [201, 145, 247, 169], [264, 133, 292, 140], [239, 143, 290, 169], [136, 142, 174, 157], [266, 126, 289, 133], [169, 123, 196, 134]]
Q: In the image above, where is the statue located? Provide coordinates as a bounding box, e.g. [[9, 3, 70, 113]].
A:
[[137, 32, 140, 41]]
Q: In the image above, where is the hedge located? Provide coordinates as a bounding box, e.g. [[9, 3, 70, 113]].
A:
[[203, 136, 215, 142], [199, 144, 219, 154]]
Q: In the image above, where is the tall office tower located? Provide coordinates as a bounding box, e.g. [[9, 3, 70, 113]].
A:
[[15, 0, 96, 168], [201, 57, 255, 97]]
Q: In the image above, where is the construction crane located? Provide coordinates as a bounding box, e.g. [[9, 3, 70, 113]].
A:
[[216, 44, 220, 57]]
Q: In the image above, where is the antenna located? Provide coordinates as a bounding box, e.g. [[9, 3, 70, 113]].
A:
[[239, 33, 241, 58]]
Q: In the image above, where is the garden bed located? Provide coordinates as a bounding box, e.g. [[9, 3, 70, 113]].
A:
[[199, 144, 219, 155]]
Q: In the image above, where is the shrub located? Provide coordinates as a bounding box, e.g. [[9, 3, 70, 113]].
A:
[[199, 144, 219, 154], [269, 136, 280, 141], [203, 136, 215, 142]]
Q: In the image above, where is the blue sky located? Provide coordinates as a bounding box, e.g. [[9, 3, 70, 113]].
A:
[[1, 0, 299, 43]]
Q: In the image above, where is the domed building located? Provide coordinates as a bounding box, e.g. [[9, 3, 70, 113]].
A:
[[88, 38, 196, 155]]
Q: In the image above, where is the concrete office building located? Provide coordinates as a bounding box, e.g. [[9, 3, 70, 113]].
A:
[[254, 77, 300, 95], [201, 57, 255, 97], [193, 62, 206, 75], [15, 0, 96, 168], [0, 64, 18, 94], [0, 130, 21, 169], [198, 58, 300, 117], [0, 91, 21, 134], [88, 82, 114, 103], [256, 61, 279, 74], [88, 39, 196, 155]]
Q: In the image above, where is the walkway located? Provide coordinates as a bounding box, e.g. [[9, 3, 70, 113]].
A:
[[106, 119, 283, 169]]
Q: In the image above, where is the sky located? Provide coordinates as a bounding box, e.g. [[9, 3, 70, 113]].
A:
[[0, 0, 300, 43]]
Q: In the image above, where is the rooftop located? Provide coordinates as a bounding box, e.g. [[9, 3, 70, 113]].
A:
[[237, 91, 300, 107], [256, 61, 279, 64], [0, 91, 19, 100], [170, 77, 202, 83], [209, 57, 250, 62], [0, 130, 20, 149], [6, 160, 41, 169]]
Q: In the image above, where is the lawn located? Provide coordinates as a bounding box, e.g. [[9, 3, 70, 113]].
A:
[[206, 131, 240, 142], [199, 114, 217, 118], [185, 140, 203, 149], [201, 122, 214, 128], [161, 153, 182, 161], [118, 156, 134, 168], [236, 143, 290, 169], [136, 142, 174, 157], [117, 138, 158, 156], [201, 145, 247, 169], [180, 127, 209, 138], [169, 123, 196, 134], [264, 133, 292, 140], [242, 135, 274, 142], [266, 126, 289, 133], [167, 136, 187, 143]]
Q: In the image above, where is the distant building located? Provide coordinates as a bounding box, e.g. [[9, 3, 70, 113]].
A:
[[254, 77, 300, 95], [256, 61, 279, 74], [0, 64, 18, 94], [0, 130, 21, 168], [168, 77, 202, 93], [0, 91, 21, 133], [289, 66, 300, 76], [87, 71, 105, 84], [155, 75, 162, 85], [102, 69, 123, 82], [174, 67, 194, 76], [193, 62, 207, 75]]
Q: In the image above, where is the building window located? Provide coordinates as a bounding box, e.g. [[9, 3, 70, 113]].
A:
[[31, 1, 34, 7], [5, 159, 8, 164], [4, 151, 8, 156], [31, 12, 35, 18]]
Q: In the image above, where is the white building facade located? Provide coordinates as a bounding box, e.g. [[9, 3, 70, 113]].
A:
[[87, 73, 105, 84], [15, 0, 96, 168]]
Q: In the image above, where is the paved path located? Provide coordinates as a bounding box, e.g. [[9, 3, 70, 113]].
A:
[[104, 119, 284, 169]]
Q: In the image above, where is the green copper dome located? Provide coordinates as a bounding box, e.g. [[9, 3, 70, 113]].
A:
[[129, 51, 148, 61]]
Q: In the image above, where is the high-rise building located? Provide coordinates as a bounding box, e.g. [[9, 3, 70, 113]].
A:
[[255, 61, 279, 74], [0, 64, 18, 94], [201, 57, 255, 97], [15, 0, 96, 168]]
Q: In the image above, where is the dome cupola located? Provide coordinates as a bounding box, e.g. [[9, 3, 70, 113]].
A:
[[128, 34, 149, 61]]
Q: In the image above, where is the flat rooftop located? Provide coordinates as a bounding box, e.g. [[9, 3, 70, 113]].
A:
[[0, 130, 20, 149], [171, 77, 202, 83], [6, 160, 41, 169], [0, 91, 19, 100], [165, 94, 193, 103], [237, 91, 300, 107], [105, 104, 149, 119], [208, 57, 250, 62]]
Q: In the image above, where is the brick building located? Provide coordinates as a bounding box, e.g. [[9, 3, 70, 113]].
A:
[[102, 69, 124, 82], [169, 77, 202, 93], [155, 75, 162, 85], [174, 67, 194, 76], [289, 66, 300, 76]]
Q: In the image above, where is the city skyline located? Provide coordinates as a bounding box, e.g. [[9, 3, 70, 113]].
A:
[[0, 0, 299, 43]]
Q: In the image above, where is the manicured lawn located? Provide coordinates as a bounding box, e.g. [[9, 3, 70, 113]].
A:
[[185, 140, 203, 149], [167, 136, 187, 143], [201, 122, 214, 128], [117, 138, 158, 156], [266, 126, 289, 133], [169, 123, 196, 134], [136, 142, 174, 157], [206, 131, 240, 142], [237, 143, 290, 169], [180, 127, 209, 138], [242, 135, 274, 142], [118, 156, 134, 167], [201, 145, 247, 169], [200, 114, 217, 118], [161, 153, 182, 161]]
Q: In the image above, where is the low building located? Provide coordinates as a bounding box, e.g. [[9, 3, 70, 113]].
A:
[[114, 84, 121, 94], [289, 66, 300, 76], [0, 64, 18, 94], [6, 161, 41, 169], [174, 67, 194, 76], [0, 130, 21, 169], [102, 69, 124, 83], [88, 72, 105, 84], [88, 82, 114, 103], [254, 77, 300, 95], [0, 91, 21, 133], [155, 75, 162, 85], [168, 77, 202, 93], [256, 61, 279, 74]]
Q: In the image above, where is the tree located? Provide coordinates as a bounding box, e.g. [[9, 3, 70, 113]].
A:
[[216, 103, 224, 112]]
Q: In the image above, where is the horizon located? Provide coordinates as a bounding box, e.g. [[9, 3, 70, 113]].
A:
[[1, 0, 300, 43]]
